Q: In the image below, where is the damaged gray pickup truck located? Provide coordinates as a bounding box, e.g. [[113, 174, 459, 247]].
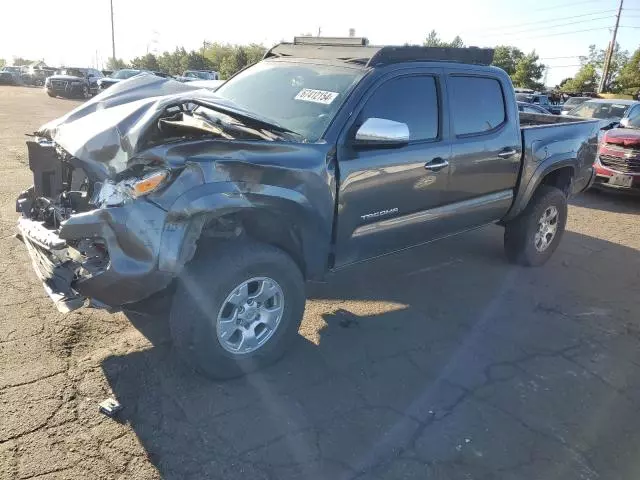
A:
[[16, 38, 600, 378]]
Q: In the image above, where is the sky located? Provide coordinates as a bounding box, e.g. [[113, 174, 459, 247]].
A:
[[1, 0, 639, 86]]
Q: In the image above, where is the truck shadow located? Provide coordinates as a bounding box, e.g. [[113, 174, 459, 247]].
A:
[[102, 225, 640, 479]]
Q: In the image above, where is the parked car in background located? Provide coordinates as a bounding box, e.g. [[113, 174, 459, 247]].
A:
[[565, 99, 639, 131], [151, 71, 173, 79], [177, 70, 220, 82], [16, 39, 600, 379], [45, 68, 103, 98], [0, 69, 21, 85], [516, 93, 561, 114], [98, 69, 143, 89], [185, 79, 225, 91], [517, 101, 552, 115], [99, 69, 174, 90], [560, 96, 590, 115], [593, 104, 640, 194]]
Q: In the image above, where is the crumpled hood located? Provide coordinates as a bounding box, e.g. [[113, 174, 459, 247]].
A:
[[603, 127, 640, 147], [37, 73, 227, 179]]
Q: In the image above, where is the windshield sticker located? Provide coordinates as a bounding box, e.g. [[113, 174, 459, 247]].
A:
[[295, 89, 339, 104]]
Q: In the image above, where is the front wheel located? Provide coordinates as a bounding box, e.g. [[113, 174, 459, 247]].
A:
[[504, 185, 568, 266], [170, 240, 305, 379]]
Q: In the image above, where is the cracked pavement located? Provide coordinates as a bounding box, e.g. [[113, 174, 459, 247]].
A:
[[1, 86, 640, 479]]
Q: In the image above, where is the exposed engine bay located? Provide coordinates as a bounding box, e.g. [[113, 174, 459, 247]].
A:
[[14, 73, 316, 313]]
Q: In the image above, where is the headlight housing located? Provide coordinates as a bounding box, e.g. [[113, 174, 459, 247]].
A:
[[93, 169, 170, 207]]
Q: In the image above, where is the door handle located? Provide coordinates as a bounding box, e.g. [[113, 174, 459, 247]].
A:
[[498, 148, 517, 159], [424, 158, 449, 171]]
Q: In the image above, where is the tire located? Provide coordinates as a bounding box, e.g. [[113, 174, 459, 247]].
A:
[[81, 85, 90, 99], [169, 240, 305, 379], [46, 91, 56, 98], [504, 185, 568, 266]]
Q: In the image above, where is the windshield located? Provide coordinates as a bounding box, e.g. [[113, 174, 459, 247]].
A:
[[112, 69, 141, 79], [516, 93, 533, 103], [564, 97, 588, 107], [186, 71, 211, 79], [568, 101, 631, 120], [214, 61, 364, 142], [58, 69, 84, 78]]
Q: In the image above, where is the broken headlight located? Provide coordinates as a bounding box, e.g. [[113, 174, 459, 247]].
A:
[[92, 170, 169, 207]]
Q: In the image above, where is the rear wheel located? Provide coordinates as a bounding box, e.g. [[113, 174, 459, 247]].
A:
[[504, 185, 568, 266], [46, 91, 56, 98], [169, 240, 305, 379]]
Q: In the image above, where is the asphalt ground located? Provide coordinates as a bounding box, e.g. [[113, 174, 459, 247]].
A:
[[1, 85, 639, 479]]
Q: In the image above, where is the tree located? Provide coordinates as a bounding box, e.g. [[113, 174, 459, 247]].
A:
[[157, 48, 187, 75], [180, 50, 210, 72], [557, 77, 572, 90], [492, 46, 524, 76], [616, 47, 640, 95], [12, 57, 34, 66], [580, 43, 629, 91], [106, 57, 128, 70], [423, 30, 464, 48], [560, 64, 598, 92], [130, 53, 159, 71], [511, 51, 545, 90], [0, 58, 5, 69]]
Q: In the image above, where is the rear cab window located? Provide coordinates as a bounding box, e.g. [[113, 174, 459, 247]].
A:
[[448, 76, 506, 136]]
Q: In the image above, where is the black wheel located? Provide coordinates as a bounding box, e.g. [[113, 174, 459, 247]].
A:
[[81, 85, 90, 99], [504, 185, 568, 266], [170, 240, 305, 379], [46, 91, 56, 98]]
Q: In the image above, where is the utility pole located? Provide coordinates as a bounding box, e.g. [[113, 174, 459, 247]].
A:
[[598, 0, 623, 93], [110, 0, 116, 63]]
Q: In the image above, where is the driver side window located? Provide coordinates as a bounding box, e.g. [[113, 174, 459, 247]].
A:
[[357, 76, 439, 142]]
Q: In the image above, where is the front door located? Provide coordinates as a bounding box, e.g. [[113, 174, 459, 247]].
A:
[[333, 71, 452, 268]]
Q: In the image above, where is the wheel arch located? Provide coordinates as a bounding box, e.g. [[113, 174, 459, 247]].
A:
[[158, 183, 333, 281], [504, 160, 576, 222]]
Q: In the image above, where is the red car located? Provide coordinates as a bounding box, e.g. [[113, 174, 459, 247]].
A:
[[594, 114, 640, 193]]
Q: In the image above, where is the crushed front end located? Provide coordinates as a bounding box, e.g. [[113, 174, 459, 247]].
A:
[[16, 137, 173, 312]]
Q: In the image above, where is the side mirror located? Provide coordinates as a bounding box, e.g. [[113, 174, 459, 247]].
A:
[[354, 118, 410, 147], [619, 117, 630, 128]]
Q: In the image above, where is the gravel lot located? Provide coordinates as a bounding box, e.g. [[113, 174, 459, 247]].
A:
[[1, 85, 640, 480]]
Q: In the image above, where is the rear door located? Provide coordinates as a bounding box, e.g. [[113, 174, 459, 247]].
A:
[[333, 69, 452, 267], [443, 72, 521, 229]]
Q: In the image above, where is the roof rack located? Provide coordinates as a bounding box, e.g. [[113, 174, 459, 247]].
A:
[[264, 38, 494, 67], [293, 36, 369, 46]]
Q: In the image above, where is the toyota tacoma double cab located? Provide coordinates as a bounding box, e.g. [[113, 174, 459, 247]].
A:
[[16, 38, 600, 378]]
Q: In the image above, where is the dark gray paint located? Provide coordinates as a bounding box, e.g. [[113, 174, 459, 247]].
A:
[[17, 57, 599, 310]]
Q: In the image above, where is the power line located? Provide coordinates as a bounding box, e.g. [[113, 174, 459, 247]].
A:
[[539, 55, 583, 59], [544, 64, 586, 68], [476, 10, 616, 33], [478, 15, 614, 37], [506, 26, 612, 41], [531, 0, 605, 11]]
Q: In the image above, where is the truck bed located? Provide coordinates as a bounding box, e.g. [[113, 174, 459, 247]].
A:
[[504, 113, 600, 222], [519, 111, 589, 128]]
